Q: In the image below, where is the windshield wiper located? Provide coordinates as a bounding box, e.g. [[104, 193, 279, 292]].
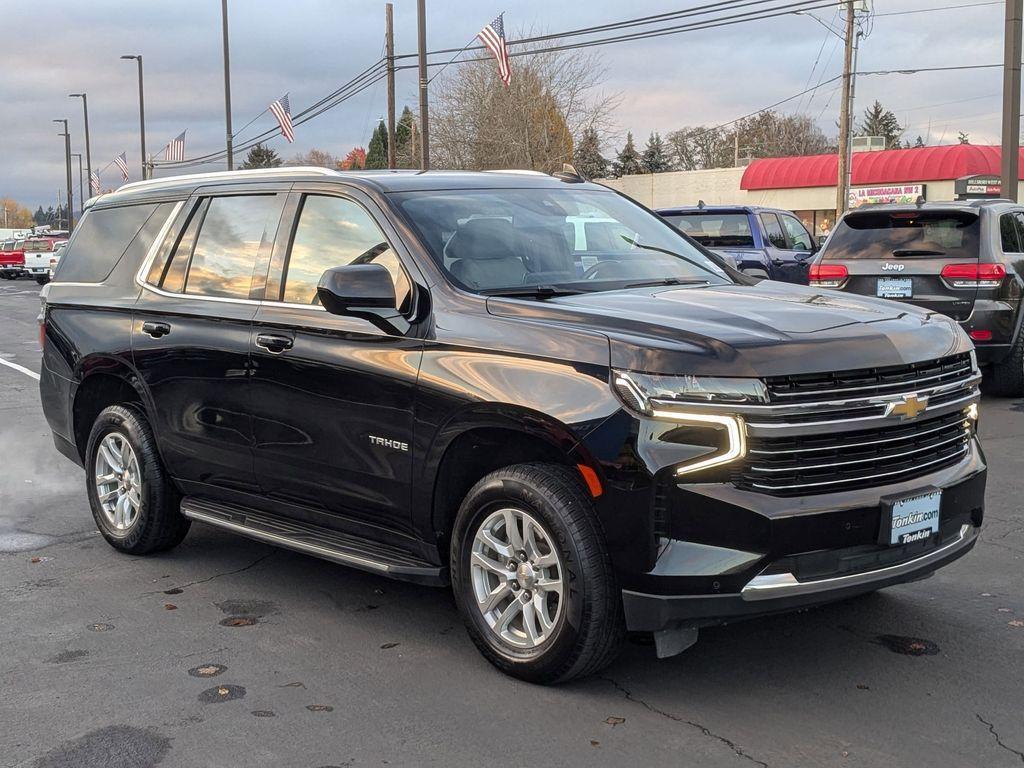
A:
[[891, 248, 947, 257], [482, 285, 586, 299], [619, 235, 725, 278], [623, 277, 709, 289]]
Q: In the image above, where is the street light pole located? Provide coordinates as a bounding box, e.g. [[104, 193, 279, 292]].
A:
[[72, 153, 84, 216], [417, 0, 430, 170], [221, 0, 234, 170], [69, 93, 92, 195], [54, 119, 74, 230], [121, 55, 147, 179]]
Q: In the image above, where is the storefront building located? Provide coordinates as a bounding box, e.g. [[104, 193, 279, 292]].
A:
[[602, 144, 1024, 237]]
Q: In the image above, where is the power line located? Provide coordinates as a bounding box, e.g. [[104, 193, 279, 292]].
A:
[[874, 1, 1002, 17]]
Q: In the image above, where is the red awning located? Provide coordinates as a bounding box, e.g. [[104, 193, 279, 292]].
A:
[[740, 144, 1024, 191]]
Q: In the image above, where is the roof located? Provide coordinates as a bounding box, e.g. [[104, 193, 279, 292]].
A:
[[95, 167, 601, 205], [656, 204, 782, 214], [740, 144, 1024, 191]]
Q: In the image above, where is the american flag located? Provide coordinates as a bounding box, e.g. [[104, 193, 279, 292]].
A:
[[478, 13, 511, 86], [164, 130, 186, 162], [90, 171, 101, 195], [114, 153, 129, 182], [269, 93, 295, 143]]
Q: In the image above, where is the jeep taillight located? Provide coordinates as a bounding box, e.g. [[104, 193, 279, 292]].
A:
[[940, 263, 1006, 289], [809, 263, 848, 288]]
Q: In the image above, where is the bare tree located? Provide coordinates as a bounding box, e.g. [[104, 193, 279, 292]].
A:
[[430, 40, 618, 173], [287, 148, 339, 168]]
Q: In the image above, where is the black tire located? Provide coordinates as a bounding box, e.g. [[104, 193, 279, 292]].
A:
[[35, 275, 49, 285], [85, 404, 190, 554], [989, 331, 1024, 396], [450, 463, 625, 684]]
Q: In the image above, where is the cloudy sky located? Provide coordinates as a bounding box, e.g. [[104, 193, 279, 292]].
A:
[[1, 0, 1007, 210]]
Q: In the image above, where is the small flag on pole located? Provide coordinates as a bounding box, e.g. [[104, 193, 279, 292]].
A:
[[478, 13, 511, 86], [164, 131, 186, 162], [114, 153, 130, 182], [90, 171, 101, 195], [269, 94, 295, 143]]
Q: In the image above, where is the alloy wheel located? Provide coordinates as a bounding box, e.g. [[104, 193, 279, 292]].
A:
[[94, 432, 142, 531]]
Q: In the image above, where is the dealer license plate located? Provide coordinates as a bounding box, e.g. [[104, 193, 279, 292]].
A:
[[882, 489, 941, 545], [877, 277, 913, 298]]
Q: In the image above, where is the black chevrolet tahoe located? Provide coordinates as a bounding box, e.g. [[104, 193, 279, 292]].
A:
[[39, 168, 986, 684]]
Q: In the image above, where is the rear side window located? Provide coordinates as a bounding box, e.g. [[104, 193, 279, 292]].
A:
[[666, 213, 754, 248], [824, 211, 981, 260], [280, 195, 411, 310], [759, 213, 787, 249], [53, 203, 160, 283], [1001, 213, 1022, 253]]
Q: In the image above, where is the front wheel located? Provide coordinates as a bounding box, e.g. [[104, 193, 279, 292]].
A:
[[450, 463, 624, 684]]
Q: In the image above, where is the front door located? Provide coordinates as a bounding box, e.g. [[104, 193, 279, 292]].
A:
[[132, 191, 286, 495], [248, 190, 423, 536]]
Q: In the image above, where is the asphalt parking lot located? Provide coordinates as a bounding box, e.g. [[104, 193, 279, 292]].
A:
[[1, 279, 1022, 768]]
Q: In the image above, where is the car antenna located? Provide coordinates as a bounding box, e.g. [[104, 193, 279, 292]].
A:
[[554, 163, 587, 183]]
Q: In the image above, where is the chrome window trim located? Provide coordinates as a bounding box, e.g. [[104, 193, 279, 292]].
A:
[[741, 524, 975, 601]]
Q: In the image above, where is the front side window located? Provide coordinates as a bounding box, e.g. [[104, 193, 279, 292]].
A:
[[184, 195, 282, 299], [395, 188, 731, 294], [780, 214, 813, 250], [281, 195, 411, 310], [759, 213, 787, 249]]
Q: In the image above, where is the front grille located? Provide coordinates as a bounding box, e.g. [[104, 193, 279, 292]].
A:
[[737, 408, 973, 496], [764, 353, 973, 404]]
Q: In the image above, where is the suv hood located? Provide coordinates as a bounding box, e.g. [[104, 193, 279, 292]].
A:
[[487, 280, 970, 377]]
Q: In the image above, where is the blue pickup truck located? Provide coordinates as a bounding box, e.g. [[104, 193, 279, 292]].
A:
[[657, 204, 816, 284]]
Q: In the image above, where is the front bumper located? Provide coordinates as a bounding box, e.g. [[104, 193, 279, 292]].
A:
[[620, 443, 986, 633]]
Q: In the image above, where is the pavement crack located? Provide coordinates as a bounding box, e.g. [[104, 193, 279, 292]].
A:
[[156, 550, 278, 593], [600, 676, 768, 767], [977, 714, 1024, 764]]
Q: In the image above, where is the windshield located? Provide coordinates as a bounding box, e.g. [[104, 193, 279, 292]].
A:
[[24, 239, 55, 252], [393, 188, 731, 294], [824, 211, 980, 260], [663, 212, 755, 248]]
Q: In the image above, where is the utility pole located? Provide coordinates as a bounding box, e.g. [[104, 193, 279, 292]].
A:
[[221, 0, 234, 170], [417, 0, 430, 170], [835, 0, 857, 220], [121, 55, 147, 179], [69, 93, 92, 197], [72, 153, 84, 218], [54, 120, 74, 230], [1001, 0, 1023, 202], [385, 2, 397, 169]]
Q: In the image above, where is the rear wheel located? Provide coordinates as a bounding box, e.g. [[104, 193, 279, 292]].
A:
[[35, 275, 48, 285], [85, 404, 190, 554], [989, 331, 1024, 396], [450, 463, 624, 684]]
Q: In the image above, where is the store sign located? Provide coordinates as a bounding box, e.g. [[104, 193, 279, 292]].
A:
[[955, 174, 1001, 199], [848, 184, 925, 208]]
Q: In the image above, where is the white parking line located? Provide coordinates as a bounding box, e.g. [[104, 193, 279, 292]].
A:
[[0, 357, 40, 381]]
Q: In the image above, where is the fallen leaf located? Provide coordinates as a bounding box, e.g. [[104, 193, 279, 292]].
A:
[[217, 686, 230, 696], [604, 716, 626, 726], [1009, 620, 1024, 628], [164, 604, 177, 611], [856, 684, 869, 690], [30, 557, 41, 564], [278, 681, 305, 688], [997, 608, 1012, 613], [590, 740, 600, 747], [380, 642, 400, 649]]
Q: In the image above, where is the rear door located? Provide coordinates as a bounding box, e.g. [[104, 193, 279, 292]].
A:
[[132, 189, 287, 496], [817, 208, 981, 321]]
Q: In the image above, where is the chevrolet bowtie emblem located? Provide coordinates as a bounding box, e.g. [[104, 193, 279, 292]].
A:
[[887, 393, 928, 420]]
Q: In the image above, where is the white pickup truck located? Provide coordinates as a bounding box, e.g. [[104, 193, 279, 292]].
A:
[[22, 237, 67, 285]]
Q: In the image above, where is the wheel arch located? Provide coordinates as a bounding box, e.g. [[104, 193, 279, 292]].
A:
[[71, 358, 155, 462]]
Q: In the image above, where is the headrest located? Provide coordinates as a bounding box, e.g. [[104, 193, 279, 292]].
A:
[[447, 218, 520, 261]]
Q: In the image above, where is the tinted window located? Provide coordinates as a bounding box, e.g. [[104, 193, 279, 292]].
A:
[[52, 204, 159, 283], [1001, 213, 1022, 253], [759, 213, 787, 248], [823, 211, 981, 261], [184, 195, 282, 299], [281, 195, 411, 310], [396, 189, 731, 293], [780, 214, 813, 250], [153, 200, 207, 292], [666, 213, 754, 248]]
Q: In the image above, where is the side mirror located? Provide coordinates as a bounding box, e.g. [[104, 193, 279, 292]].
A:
[[316, 264, 410, 335]]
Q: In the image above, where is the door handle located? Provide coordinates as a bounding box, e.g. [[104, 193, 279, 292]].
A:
[[255, 333, 294, 353], [141, 321, 171, 338]]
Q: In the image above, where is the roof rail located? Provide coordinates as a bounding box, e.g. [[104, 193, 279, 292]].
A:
[[114, 166, 339, 195], [482, 169, 548, 176]]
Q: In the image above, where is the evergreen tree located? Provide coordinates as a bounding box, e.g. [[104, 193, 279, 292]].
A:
[[33, 206, 46, 225], [573, 128, 608, 179], [857, 100, 903, 149], [914, 135, 926, 148], [612, 132, 643, 177], [641, 131, 670, 173], [365, 120, 389, 169], [44, 206, 55, 226], [240, 143, 282, 169], [395, 106, 417, 168]]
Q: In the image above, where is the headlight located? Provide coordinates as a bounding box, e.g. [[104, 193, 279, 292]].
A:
[[613, 370, 757, 476]]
